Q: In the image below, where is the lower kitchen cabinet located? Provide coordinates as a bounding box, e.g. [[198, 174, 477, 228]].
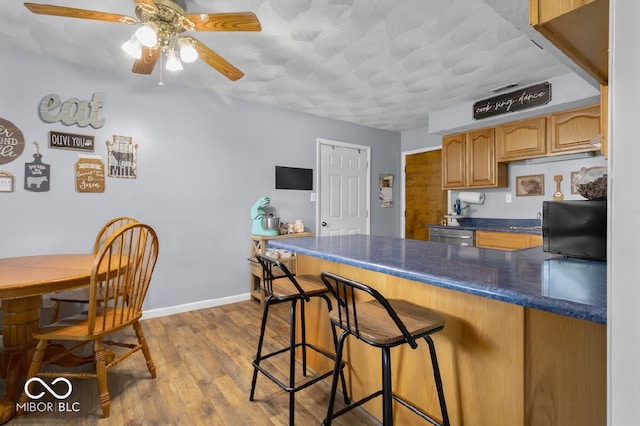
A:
[[476, 230, 543, 251]]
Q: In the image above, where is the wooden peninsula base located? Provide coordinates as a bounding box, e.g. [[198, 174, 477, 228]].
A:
[[295, 254, 606, 426]]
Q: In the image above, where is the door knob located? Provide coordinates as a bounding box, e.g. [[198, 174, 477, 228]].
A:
[[321, 221, 327, 227]]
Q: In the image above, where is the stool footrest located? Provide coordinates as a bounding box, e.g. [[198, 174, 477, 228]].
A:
[[325, 391, 444, 426], [252, 342, 344, 394]]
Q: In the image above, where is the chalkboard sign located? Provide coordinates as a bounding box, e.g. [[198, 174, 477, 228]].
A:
[[24, 144, 50, 192], [473, 82, 551, 120]]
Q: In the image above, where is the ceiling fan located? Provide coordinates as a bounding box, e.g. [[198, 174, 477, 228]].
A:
[[24, 0, 261, 81]]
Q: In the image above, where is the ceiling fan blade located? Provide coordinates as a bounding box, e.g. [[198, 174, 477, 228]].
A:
[[184, 12, 261, 32], [24, 3, 138, 24], [132, 46, 161, 75], [192, 38, 244, 81]]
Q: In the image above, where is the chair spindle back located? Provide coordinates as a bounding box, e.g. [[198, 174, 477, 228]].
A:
[[93, 217, 139, 254], [88, 223, 158, 334]]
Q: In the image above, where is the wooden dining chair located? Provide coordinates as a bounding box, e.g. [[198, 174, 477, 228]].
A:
[[49, 216, 139, 322], [18, 223, 159, 419]]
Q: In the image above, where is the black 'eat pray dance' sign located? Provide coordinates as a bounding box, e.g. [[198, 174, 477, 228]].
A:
[[473, 82, 551, 120]]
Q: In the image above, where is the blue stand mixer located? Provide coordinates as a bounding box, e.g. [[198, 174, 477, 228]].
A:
[[251, 196, 279, 236]]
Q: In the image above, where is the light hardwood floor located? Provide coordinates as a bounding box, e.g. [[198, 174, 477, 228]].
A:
[[5, 300, 377, 425]]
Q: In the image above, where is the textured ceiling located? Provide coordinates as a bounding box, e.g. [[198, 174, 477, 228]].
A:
[[0, 0, 576, 131]]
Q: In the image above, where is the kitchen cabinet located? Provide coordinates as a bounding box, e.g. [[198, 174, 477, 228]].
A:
[[496, 105, 600, 162], [497, 117, 547, 161], [249, 233, 312, 305], [549, 104, 600, 154], [530, 0, 609, 85], [600, 84, 608, 158], [476, 230, 543, 251], [442, 128, 507, 189]]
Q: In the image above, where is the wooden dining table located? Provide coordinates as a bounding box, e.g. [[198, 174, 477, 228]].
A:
[[0, 253, 104, 424]]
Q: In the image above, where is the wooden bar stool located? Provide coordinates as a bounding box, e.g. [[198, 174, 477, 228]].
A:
[[320, 271, 450, 426], [250, 254, 349, 426]]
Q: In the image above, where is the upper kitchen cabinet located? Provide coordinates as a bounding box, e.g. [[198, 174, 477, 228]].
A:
[[497, 116, 547, 161], [549, 104, 601, 154], [530, 0, 609, 85], [497, 105, 600, 162], [443, 129, 508, 189], [442, 133, 466, 188]]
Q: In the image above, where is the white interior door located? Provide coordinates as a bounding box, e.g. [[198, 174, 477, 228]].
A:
[[317, 139, 370, 236]]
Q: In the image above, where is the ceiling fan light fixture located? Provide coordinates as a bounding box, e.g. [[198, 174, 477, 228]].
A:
[[121, 35, 142, 59], [135, 22, 158, 48], [166, 49, 183, 71], [178, 37, 198, 63]]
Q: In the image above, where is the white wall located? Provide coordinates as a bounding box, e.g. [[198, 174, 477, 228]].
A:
[[609, 1, 640, 424], [0, 49, 401, 313]]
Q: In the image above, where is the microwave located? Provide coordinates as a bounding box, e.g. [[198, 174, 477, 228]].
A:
[[542, 200, 607, 260]]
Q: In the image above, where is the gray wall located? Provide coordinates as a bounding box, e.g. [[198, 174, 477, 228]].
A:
[[0, 49, 400, 313]]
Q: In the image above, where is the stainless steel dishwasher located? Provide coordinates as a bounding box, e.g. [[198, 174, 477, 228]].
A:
[[429, 227, 475, 246]]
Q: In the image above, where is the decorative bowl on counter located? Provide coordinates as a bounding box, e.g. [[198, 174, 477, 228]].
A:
[[572, 166, 607, 200]]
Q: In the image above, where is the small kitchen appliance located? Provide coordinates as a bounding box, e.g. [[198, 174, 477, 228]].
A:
[[250, 196, 279, 236], [542, 200, 607, 260]]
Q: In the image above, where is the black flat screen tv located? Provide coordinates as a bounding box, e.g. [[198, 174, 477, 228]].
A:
[[275, 166, 313, 190]]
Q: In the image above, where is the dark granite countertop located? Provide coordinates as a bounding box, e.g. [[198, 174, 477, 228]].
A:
[[427, 218, 543, 234], [268, 235, 606, 324]]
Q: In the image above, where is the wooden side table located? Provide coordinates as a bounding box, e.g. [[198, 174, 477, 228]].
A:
[[249, 233, 313, 305]]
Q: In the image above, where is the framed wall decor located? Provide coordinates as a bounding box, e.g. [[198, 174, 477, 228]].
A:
[[516, 174, 545, 197], [106, 135, 137, 179], [379, 174, 393, 207], [0, 171, 14, 192]]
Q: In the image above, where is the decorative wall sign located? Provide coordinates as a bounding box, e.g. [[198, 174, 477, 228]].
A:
[[473, 82, 551, 120], [379, 174, 393, 207], [0, 117, 25, 165], [516, 174, 545, 197], [24, 142, 50, 192], [49, 130, 95, 152], [38, 92, 105, 129], [0, 171, 14, 192], [106, 135, 137, 179], [75, 155, 105, 193]]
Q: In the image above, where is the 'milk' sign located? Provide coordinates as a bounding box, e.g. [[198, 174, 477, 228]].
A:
[[473, 82, 551, 120]]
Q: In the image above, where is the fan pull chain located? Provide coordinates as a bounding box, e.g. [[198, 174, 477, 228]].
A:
[[158, 52, 164, 86]]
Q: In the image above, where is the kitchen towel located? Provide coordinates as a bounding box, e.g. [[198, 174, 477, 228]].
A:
[[458, 191, 485, 205]]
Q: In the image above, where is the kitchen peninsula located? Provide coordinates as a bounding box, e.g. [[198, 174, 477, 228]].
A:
[[268, 235, 606, 426]]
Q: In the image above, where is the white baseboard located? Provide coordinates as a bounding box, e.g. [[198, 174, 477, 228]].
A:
[[140, 292, 252, 320]]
